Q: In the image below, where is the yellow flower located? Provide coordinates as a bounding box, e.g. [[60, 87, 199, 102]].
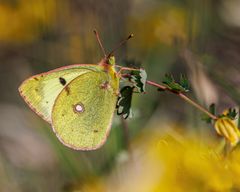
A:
[[70, 128, 240, 191], [103, 131, 234, 191], [214, 117, 240, 146]]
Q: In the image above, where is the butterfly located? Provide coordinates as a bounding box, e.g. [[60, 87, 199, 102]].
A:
[[19, 31, 134, 150]]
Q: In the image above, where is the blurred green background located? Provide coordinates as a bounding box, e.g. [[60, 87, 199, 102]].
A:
[[1, 0, 240, 191]]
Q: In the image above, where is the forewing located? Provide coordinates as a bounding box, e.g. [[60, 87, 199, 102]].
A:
[[19, 65, 100, 123], [51, 71, 119, 150]]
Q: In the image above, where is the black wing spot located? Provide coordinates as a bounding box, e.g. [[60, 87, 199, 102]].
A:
[[59, 77, 67, 86]]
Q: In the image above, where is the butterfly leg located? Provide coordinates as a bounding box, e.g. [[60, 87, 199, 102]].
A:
[[115, 90, 120, 96], [116, 67, 140, 77]]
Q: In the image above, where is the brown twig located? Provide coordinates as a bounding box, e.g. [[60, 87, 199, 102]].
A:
[[120, 73, 217, 120], [146, 80, 218, 120]]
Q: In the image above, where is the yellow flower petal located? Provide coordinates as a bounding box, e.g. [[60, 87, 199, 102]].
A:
[[214, 117, 240, 146]]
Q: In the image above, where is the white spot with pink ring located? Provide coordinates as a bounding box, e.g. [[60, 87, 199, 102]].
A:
[[73, 103, 85, 113]]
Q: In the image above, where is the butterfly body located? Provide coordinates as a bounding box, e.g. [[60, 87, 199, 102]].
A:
[[19, 59, 119, 150]]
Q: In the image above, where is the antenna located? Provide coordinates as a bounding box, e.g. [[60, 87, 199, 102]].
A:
[[107, 34, 134, 58], [93, 29, 107, 57]]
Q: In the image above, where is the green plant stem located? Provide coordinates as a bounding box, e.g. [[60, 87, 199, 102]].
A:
[[146, 80, 218, 120]]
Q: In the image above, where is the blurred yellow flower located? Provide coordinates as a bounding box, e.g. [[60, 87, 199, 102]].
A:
[[70, 128, 240, 191], [214, 117, 240, 146], [0, 0, 57, 44], [228, 147, 240, 188], [147, 134, 232, 192]]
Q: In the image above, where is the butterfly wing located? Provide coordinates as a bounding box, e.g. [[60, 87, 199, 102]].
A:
[[51, 70, 119, 150], [19, 65, 100, 123]]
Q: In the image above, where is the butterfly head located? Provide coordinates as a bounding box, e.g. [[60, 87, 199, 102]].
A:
[[98, 55, 116, 69], [94, 30, 133, 67], [107, 55, 115, 66]]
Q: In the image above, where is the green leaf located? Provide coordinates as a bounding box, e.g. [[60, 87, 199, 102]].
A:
[[162, 74, 183, 91], [202, 103, 215, 124], [209, 103, 216, 115], [162, 74, 189, 92], [116, 86, 134, 119], [179, 74, 190, 92], [201, 115, 212, 124], [130, 69, 147, 93], [226, 108, 238, 120], [218, 108, 238, 120], [162, 74, 174, 86]]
